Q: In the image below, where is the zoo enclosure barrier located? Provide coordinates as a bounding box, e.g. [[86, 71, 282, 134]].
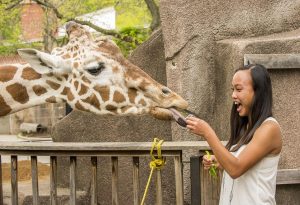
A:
[[0, 141, 217, 205]]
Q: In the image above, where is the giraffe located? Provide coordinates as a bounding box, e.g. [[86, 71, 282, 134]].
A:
[[0, 21, 188, 121]]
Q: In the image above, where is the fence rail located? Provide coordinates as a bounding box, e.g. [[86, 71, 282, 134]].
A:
[[0, 141, 214, 205]]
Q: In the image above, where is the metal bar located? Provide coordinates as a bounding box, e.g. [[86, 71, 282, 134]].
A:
[[91, 157, 98, 205], [156, 170, 163, 205], [174, 155, 184, 205], [111, 156, 119, 205], [70, 156, 77, 205], [31, 156, 39, 205], [191, 156, 201, 205], [11, 155, 18, 205], [50, 156, 57, 205], [132, 157, 140, 205]]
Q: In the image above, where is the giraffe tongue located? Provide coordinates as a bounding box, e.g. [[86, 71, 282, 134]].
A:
[[169, 108, 187, 127]]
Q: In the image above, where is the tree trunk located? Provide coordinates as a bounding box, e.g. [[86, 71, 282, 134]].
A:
[[144, 0, 161, 31]]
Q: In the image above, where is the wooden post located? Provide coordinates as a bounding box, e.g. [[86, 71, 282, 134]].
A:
[[11, 155, 18, 205], [70, 156, 77, 205], [0, 156, 3, 204], [91, 157, 98, 205], [191, 156, 201, 205], [111, 157, 119, 205], [132, 157, 140, 205], [156, 170, 163, 205], [174, 155, 184, 205], [50, 156, 57, 205], [31, 156, 39, 205]]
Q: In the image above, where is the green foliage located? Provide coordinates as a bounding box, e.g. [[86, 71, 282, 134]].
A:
[[0, 2, 21, 42], [115, 0, 152, 29], [114, 27, 150, 56], [0, 0, 155, 56], [0, 42, 43, 56]]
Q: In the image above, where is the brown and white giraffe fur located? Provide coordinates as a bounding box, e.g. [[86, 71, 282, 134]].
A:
[[0, 22, 188, 120]]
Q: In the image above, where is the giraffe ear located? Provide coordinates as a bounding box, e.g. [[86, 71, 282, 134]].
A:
[[17, 49, 72, 75]]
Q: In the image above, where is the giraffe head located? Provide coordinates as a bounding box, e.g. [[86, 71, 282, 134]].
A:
[[18, 22, 188, 120]]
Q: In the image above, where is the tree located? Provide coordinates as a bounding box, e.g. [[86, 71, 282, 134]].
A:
[[1, 0, 160, 55]]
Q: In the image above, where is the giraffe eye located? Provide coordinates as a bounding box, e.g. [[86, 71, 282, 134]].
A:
[[87, 62, 105, 76]]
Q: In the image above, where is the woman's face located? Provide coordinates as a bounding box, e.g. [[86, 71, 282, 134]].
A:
[[231, 70, 254, 117]]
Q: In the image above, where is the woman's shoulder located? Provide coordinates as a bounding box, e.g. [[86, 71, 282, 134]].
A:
[[254, 117, 282, 154], [261, 117, 281, 133], [263, 117, 279, 124]]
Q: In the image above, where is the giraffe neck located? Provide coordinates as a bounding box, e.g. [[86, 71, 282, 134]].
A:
[[0, 64, 69, 116]]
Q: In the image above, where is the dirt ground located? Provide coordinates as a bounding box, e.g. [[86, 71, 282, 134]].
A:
[[1, 160, 50, 182]]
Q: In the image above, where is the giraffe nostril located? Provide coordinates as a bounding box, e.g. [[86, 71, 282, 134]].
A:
[[162, 87, 171, 95]]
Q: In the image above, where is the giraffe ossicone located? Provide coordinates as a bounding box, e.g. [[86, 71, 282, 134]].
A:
[[0, 21, 188, 120]]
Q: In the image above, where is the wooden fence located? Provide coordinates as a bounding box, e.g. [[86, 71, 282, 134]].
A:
[[0, 141, 222, 205]]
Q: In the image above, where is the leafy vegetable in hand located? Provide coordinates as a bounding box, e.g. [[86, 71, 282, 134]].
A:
[[205, 151, 218, 178]]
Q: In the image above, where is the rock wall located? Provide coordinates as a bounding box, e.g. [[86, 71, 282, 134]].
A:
[[159, 0, 300, 204]]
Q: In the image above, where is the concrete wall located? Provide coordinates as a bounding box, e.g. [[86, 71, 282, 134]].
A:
[[159, 0, 300, 204]]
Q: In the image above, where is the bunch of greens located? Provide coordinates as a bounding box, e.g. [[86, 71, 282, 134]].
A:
[[205, 151, 218, 178]]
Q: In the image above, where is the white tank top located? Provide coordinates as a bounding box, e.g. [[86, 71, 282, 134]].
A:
[[219, 117, 280, 205]]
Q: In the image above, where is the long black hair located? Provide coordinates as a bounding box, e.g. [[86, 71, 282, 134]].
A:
[[226, 64, 273, 152]]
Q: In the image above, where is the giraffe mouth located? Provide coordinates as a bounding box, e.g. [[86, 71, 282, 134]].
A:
[[168, 108, 199, 127]]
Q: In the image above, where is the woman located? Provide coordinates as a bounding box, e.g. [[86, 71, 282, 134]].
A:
[[186, 64, 282, 205]]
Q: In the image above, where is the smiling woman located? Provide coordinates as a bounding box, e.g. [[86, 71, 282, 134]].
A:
[[186, 64, 282, 205]]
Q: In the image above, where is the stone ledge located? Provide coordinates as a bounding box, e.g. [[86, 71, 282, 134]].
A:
[[244, 54, 300, 69]]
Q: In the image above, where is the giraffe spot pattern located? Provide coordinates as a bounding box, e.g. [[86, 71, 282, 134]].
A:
[[55, 77, 63, 81], [33, 85, 47, 96], [60, 87, 69, 95], [138, 80, 151, 92], [62, 54, 71, 59], [6, 83, 29, 104], [78, 83, 88, 95], [112, 66, 119, 73], [21, 67, 41, 80], [106, 104, 117, 113], [75, 101, 89, 112], [94, 85, 110, 102], [82, 76, 91, 84], [138, 99, 147, 106], [0, 95, 12, 116], [61, 87, 75, 102], [113, 91, 126, 103], [128, 88, 138, 104], [74, 81, 79, 90], [121, 106, 130, 113], [0, 65, 17, 82], [62, 74, 69, 80], [45, 96, 57, 103], [82, 94, 100, 109], [46, 80, 61, 90], [73, 62, 79, 69]]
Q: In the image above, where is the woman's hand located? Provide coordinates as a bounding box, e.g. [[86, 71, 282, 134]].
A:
[[186, 116, 215, 139], [203, 154, 222, 170]]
